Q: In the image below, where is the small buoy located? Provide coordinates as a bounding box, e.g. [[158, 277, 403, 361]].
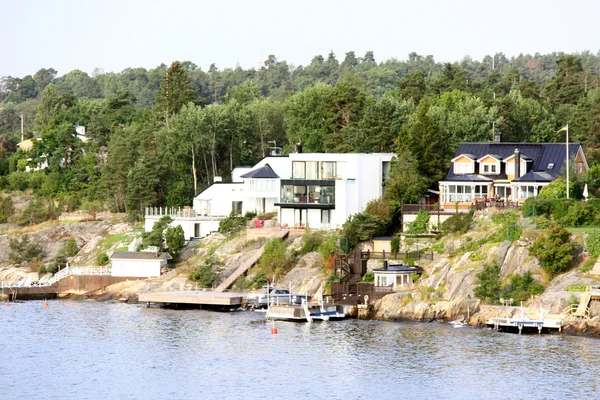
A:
[[5, 302, 9, 307], [271, 327, 278, 335], [43, 302, 48, 307]]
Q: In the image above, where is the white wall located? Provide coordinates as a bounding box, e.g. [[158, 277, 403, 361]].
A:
[[145, 216, 221, 239], [193, 183, 245, 216], [111, 259, 164, 277]]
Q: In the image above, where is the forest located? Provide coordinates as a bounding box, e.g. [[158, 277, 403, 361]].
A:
[[2, 50, 600, 219]]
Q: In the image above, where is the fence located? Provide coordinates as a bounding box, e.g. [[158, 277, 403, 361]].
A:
[[360, 250, 434, 262]]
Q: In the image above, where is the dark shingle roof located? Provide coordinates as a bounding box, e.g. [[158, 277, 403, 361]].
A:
[[514, 171, 555, 182], [446, 142, 583, 181], [374, 264, 424, 273], [110, 252, 171, 260], [240, 163, 279, 179]]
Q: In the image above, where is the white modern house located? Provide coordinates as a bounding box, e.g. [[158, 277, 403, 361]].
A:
[[110, 251, 171, 278], [144, 150, 394, 237]]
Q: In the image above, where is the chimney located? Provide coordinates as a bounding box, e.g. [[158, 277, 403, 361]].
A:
[[494, 132, 503, 143], [514, 148, 520, 179], [296, 141, 303, 153]]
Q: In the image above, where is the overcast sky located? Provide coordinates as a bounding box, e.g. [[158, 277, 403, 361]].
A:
[[2, 0, 599, 77]]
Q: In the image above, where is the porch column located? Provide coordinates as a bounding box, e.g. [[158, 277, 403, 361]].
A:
[[470, 185, 476, 202]]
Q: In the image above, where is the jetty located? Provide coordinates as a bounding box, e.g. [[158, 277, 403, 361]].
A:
[[139, 290, 244, 310]]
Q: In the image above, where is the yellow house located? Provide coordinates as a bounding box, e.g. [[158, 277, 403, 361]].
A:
[[439, 141, 588, 211]]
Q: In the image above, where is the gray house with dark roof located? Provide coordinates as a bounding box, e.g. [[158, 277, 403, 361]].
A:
[[439, 139, 588, 210]]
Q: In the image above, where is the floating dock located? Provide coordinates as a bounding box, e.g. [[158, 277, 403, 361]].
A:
[[139, 291, 244, 310], [486, 307, 563, 334]]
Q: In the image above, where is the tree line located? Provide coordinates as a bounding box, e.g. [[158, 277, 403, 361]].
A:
[[2, 50, 600, 219]]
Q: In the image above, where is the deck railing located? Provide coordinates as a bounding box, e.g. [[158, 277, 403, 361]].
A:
[[402, 204, 442, 214], [360, 250, 434, 261]]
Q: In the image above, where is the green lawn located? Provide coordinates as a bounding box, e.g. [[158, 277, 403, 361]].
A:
[[566, 226, 600, 233]]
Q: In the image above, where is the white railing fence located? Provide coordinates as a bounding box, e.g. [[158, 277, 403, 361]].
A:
[[1, 264, 112, 289]]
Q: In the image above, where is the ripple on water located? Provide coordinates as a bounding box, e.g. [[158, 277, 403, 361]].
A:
[[2, 301, 600, 399]]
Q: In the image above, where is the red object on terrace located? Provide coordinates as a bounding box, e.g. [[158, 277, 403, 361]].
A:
[[254, 220, 264, 228]]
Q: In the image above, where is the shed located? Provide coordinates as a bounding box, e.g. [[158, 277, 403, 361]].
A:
[[110, 251, 172, 278], [373, 263, 424, 290]]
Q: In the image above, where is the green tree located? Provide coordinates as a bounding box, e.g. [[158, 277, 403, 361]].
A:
[[153, 61, 195, 125], [9, 235, 43, 264], [140, 216, 173, 250], [530, 225, 575, 278], [165, 225, 185, 259], [342, 212, 386, 248], [385, 148, 429, 203], [63, 237, 79, 257], [474, 262, 502, 304]]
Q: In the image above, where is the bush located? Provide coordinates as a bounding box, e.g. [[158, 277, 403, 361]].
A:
[[365, 198, 395, 228], [9, 235, 43, 264], [491, 211, 518, 226], [255, 211, 277, 221], [63, 238, 79, 257], [441, 212, 473, 235], [46, 263, 59, 274], [391, 237, 400, 252], [530, 225, 575, 278], [0, 196, 15, 223], [406, 210, 430, 234], [244, 211, 257, 220], [318, 232, 338, 259], [361, 271, 374, 283], [300, 228, 324, 255], [342, 212, 386, 248], [165, 225, 185, 259], [587, 232, 600, 257], [503, 271, 545, 303], [96, 252, 110, 266], [218, 214, 247, 235], [474, 262, 502, 304], [256, 238, 290, 278], [189, 265, 219, 288], [534, 216, 551, 229], [16, 197, 52, 226], [38, 265, 47, 275], [140, 216, 172, 250]]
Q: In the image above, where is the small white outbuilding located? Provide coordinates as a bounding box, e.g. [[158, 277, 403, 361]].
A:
[[110, 252, 172, 278]]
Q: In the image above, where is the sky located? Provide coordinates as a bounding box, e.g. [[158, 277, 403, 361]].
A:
[[2, 0, 600, 78]]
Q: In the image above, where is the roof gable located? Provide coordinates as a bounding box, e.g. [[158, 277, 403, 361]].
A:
[[240, 163, 279, 179]]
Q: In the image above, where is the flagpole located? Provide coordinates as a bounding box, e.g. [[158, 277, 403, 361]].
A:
[[566, 124, 569, 199]]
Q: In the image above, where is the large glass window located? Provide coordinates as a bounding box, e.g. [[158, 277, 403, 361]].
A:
[[280, 184, 335, 204], [292, 161, 305, 179], [321, 162, 336, 179], [306, 161, 318, 179]]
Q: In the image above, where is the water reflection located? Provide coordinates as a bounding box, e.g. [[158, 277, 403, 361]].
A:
[[2, 301, 600, 399]]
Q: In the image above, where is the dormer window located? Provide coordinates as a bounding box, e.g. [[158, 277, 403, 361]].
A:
[[452, 154, 475, 175], [483, 164, 497, 174]]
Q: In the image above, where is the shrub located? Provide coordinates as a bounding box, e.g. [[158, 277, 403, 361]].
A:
[[46, 263, 59, 274], [361, 271, 374, 283], [218, 214, 247, 235], [300, 228, 324, 255], [16, 197, 51, 226], [256, 238, 290, 278], [474, 262, 502, 304], [391, 237, 400, 252], [530, 225, 575, 278], [587, 232, 600, 257], [38, 265, 47, 275], [165, 225, 185, 259], [342, 212, 386, 248], [0, 196, 15, 223], [406, 210, 430, 234], [140, 216, 172, 250], [318, 232, 339, 259], [564, 285, 588, 292], [365, 198, 394, 228], [441, 212, 473, 235], [244, 211, 257, 220], [534, 216, 551, 229], [255, 211, 277, 221], [64, 238, 79, 257], [503, 271, 545, 303], [96, 252, 110, 266], [9, 235, 43, 264], [189, 265, 219, 288], [491, 211, 518, 226]]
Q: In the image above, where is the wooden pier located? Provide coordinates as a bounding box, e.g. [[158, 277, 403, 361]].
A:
[[139, 291, 244, 310], [486, 307, 563, 334]]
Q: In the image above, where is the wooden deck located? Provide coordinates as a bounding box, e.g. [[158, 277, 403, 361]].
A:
[[139, 291, 244, 307]]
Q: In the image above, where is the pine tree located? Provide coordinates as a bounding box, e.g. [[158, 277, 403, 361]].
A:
[[153, 61, 195, 125]]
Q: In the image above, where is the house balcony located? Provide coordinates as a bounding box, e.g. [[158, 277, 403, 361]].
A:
[[276, 181, 335, 209]]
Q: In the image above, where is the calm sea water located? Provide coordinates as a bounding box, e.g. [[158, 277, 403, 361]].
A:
[[1, 300, 599, 400]]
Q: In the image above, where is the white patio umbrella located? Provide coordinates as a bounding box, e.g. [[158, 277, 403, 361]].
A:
[[583, 183, 589, 201]]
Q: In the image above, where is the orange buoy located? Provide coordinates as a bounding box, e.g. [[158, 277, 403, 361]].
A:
[[5, 302, 9, 306], [43, 302, 48, 307], [271, 327, 278, 334]]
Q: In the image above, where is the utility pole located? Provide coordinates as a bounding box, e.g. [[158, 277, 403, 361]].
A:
[[21, 114, 24, 142], [488, 120, 498, 139]]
